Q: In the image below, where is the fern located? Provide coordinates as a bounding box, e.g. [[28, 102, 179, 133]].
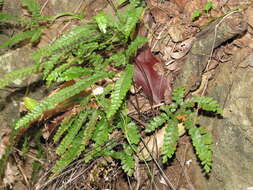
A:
[[107, 64, 133, 119], [53, 115, 75, 143], [109, 144, 136, 176], [172, 86, 185, 105], [53, 110, 98, 174], [56, 111, 89, 155], [32, 24, 101, 61], [87, 52, 105, 70], [0, 13, 19, 23], [15, 72, 108, 129], [188, 126, 213, 173], [0, 64, 38, 89], [186, 96, 222, 114], [57, 66, 94, 82], [124, 122, 141, 145], [52, 130, 84, 174], [82, 110, 99, 146], [21, 0, 41, 21], [126, 36, 148, 57], [0, 29, 41, 49], [145, 112, 168, 133], [143, 86, 222, 173], [108, 51, 128, 66], [92, 117, 111, 146], [161, 121, 179, 163], [115, 5, 144, 38]]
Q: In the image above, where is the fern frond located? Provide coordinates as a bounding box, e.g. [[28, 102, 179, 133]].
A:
[[145, 113, 167, 133], [21, 0, 41, 21], [188, 126, 213, 173], [121, 152, 135, 176], [172, 86, 185, 105], [0, 29, 40, 49], [92, 117, 111, 146], [52, 131, 84, 174], [32, 24, 100, 61], [116, 6, 144, 38], [46, 62, 70, 85], [161, 122, 179, 163], [187, 96, 222, 114], [0, 13, 19, 23], [108, 51, 127, 66], [126, 36, 148, 57], [56, 111, 88, 155], [82, 110, 98, 145], [40, 54, 62, 78], [0, 64, 38, 89], [124, 122, 140, 145], [87, 52, 105, 70], [15, 72, 108, 129], [95, 12, 110, 33], [109, 145, 135, 176], [107, 64, 133, 119], [23, 97, 39, 111], [53, 115, 75, 143], [30, 27, 43, 43], [57, 66, 94, 82]]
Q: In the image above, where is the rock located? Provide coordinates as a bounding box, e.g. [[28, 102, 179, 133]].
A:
[[246, 5, 253, 28], [188, 56, 253, 190], [0, 46, 40, 88]]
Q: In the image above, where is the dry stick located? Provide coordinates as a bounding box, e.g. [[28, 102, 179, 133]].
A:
[[202, 10, 239, 96], [140, 137, 177, 190], [40, 0, 49, 15], [13, 154, 30, 189], [127, 175, 134, 190], [133, 82, 142, 117], [13, 147, 45, 164]]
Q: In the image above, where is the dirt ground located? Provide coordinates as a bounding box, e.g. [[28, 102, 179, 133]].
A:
[[0, 0, 253, 190]]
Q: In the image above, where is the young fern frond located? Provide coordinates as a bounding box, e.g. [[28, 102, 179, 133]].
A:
[[15, 72, 108, 129], [107, 64, 133, 119], [0, 64, 38, 89], [161, 121, 179, 163], [56, 111, 89, 155]]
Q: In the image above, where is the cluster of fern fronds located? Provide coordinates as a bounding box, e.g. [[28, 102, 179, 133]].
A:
[[0, 0, 146, 176], [0, 0, 222, 177], [145, 86, 222, 173]]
